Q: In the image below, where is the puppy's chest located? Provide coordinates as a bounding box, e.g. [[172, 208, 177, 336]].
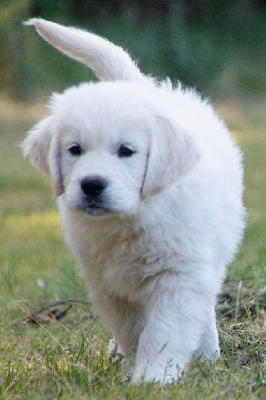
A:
[[88, 231, 169, 301]]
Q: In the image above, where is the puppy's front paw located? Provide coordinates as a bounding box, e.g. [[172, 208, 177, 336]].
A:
[[132, 363, 182, 384], [107, 338, 118, 360], [107, 338, 125, 362]]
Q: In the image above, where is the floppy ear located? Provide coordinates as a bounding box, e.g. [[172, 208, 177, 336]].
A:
[[142, 117, 200, 198], [22, 116, 64, 196], [24, 18, 147, 84]]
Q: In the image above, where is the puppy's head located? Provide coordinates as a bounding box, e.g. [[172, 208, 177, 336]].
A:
[[22, 82, 199, 218]]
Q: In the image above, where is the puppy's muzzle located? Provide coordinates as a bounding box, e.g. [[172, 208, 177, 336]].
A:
[[80, 176, 109, 217]]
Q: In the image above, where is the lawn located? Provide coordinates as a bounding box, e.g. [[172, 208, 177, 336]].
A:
[[0, 95, 265, 399]]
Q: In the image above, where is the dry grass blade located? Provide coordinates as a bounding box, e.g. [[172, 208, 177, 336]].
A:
[[16, 295, 93, 325]]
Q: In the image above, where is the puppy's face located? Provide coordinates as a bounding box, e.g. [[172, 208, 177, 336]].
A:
[[58, 84, 152, 217], [23, 81, 199, 218]]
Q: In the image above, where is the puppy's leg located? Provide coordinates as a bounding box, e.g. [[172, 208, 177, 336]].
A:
[[132, 282, 216, 383], [92, 291, 146, 357], [192, 307, 220, 361]]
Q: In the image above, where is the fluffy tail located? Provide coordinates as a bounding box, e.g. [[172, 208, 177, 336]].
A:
[[24, 18, 148, 84]]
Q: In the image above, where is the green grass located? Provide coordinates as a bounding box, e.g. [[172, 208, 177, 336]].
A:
[[0, 96, 265, 399]]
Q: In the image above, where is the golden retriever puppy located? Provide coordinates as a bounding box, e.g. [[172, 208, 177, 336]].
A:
[[22, 19, 245, 383]]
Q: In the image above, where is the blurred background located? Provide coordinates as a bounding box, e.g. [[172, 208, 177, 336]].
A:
[[0, 0, 265, 102]]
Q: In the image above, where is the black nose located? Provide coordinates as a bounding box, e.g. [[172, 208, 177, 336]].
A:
[[80, 176, 107, 197]]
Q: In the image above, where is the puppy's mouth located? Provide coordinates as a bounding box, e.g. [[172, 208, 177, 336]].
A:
[[84, 203, 110, 217]]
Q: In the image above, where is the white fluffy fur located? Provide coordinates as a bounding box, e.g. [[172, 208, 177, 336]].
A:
[[22, 19, 245, 383]]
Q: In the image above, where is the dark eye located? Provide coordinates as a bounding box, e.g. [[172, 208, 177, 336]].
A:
[[118, 145, 135, 158], [68, 144, 82, 156]]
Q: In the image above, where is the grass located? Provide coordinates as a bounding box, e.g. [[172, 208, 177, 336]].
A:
[[0, 95, 265, 399]]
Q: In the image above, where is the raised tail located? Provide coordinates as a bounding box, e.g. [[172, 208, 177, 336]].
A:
[[24, 18, 148, 84]]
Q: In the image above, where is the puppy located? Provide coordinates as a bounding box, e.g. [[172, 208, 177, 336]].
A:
[[22, 19, 245, 383]]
